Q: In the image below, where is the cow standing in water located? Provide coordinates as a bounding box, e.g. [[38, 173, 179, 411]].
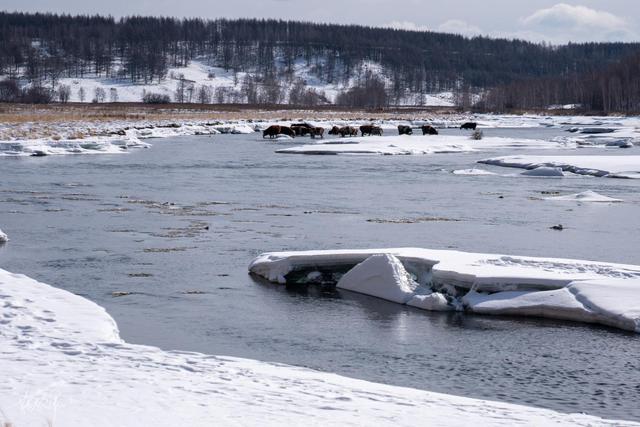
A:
[[310, 127, 325, 139], [360, 125, 383, 136], [460, 122, 477, 130], [262, 125, 281, 139], [421, 125, 438, 135], [398, 125, 413, 135]]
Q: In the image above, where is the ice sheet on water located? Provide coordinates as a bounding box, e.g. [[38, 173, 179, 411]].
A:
[[250, 248, 640, 333], [479, 155, 640, 178]]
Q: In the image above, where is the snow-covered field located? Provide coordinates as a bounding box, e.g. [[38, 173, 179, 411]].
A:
[[250, 248, 640, 333], [2, 268, 636, 426], [479, 155, 640, 178]]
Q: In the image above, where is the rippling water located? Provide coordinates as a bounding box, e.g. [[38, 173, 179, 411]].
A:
[[1, 127, 639, 420]]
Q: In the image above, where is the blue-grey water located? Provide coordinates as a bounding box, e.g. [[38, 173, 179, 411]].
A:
[[1, 127, 639, 421]]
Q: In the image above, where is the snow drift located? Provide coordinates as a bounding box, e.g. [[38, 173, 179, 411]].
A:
[[249, 248, 640, 333], [3, 268, 634, 426], [479, 155, 640, 178]]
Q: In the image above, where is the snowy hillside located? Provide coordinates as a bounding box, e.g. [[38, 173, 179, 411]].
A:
[[24, 59, 455, 106]]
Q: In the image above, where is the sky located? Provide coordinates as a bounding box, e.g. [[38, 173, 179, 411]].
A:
[[2, 0, 639, 44]]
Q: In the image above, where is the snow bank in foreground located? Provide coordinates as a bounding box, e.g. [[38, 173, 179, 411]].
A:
[[0, 228, 8, 242], [249, 248, 640, 333], [545, 190, 623, 203], [276, 135, 575, 156], [479, 155, 640, 178], [2, 270, 632, 426]]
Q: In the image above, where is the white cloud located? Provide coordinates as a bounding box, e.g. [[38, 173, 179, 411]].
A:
[[518, 3, 638, 43]]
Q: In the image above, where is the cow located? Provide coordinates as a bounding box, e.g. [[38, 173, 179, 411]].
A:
[[279, 126, 296, 138], [291, 123, 314, 136], [360, 125, 383, 136], [310, 127, 325, 139], [460, 122, 477, 130], [339, 126, 358, 137], [262, 125, 281, 139], [421, 125, 438, 135], [398, 125, 413, 135], [328, 126, 341, 135]]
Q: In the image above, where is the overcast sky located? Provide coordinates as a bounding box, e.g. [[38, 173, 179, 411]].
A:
[[3, 0, 639, 44]]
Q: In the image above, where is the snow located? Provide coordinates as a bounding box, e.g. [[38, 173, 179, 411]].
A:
[[277, 135, 574, 156], [2, 269, 634, 426], [0, 228, 8, 243], [520, 166, 565, 177], [452, 168, 497, 175], [545, 190, 623, 203], [38, 59, 456, 106], [249, 248, 640, 333], [336, 254, 419, 304], [479, 155, 640, 178]]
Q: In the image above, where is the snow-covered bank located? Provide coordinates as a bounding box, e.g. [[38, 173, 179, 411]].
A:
[[277, 135, 574, 156], [1, 270, 637, 426], [478, 155, 640, 178], [249, 248, 640, 333]]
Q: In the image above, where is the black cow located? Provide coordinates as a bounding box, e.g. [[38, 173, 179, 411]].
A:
[[398, 125, 413, 135], [328, 126, 341, 135], [279, 126, 296, 137], [360, 125, 383, 136], [460, 122, 477, 130], [421, 125, 438, 135]]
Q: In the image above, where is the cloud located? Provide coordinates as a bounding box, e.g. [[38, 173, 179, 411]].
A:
[[518, 3, 638, 43]]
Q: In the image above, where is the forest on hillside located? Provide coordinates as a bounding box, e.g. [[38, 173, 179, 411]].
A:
[[479, 52, 640, 113], [0, 11, 639, 109]]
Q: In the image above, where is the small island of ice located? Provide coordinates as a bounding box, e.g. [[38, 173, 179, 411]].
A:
[[250, 248, 640, 333]]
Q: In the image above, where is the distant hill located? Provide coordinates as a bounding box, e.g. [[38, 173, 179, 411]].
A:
[[1, 11, 639, 107]]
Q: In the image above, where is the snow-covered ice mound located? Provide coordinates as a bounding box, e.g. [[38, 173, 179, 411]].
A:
[[249, 248, 640, 333], [479, 155, 640, 178], [545, 190, 623, 203], [521, 166, 565, 177], [3, 269, 633, 426], [452, 168, 497, 175], [276, 135, 574, 156], [0, 228, 8, 243]]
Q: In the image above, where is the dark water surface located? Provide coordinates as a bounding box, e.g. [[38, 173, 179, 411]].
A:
[[1, 128, 640, 420]]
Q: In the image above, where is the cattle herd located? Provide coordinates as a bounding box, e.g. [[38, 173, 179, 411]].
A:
[[262, 122, 478, 139]]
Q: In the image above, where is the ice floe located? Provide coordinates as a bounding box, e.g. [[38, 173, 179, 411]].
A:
[[277, 135, 575, 156], [452, 168, 497, 175], [0, 228, 8, 243], [545, 190, 623, 203], [250, 248, 640, 333], [479, 155, 640, 178], [521, 166, 565, 177], [3, 269, 635, 426]]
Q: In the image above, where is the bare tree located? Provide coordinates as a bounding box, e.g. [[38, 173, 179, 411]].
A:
[[109, 88, 119, 102], [92, 87, 106, 103], [58, 84, 71, 103], [78, 86, 86, 102]]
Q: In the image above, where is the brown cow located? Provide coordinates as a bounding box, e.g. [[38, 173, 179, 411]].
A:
[[262, 125, 281, 139], [340, 126, 358, 137], [279, 126, 296, 138], [310, 127, 325, 139], [421, 125, 438, 135], [328, 126, 341, 135]]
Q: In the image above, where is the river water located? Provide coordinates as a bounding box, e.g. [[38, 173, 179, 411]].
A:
[[1, 127, 639, 420]]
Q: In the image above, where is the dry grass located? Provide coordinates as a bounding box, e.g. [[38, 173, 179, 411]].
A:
[[0, 103, 460, 125]]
